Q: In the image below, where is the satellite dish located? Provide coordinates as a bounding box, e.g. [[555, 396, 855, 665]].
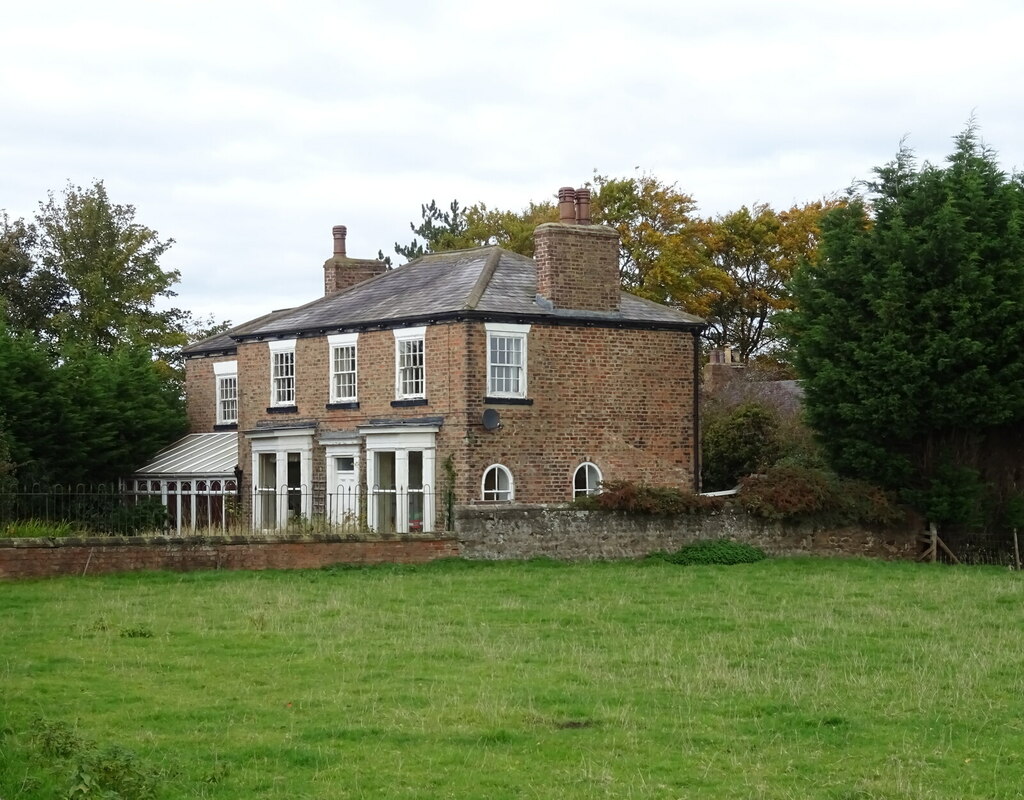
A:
[[482, 408, 502, 431]]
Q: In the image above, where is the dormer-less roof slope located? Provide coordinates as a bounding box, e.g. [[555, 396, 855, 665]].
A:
[[182, 307, 298, 357], [232, 246, 704, 342]]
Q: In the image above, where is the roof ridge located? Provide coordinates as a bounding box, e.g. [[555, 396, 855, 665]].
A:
[[463, 247, 502, 310], [413, 243, 501, 262]]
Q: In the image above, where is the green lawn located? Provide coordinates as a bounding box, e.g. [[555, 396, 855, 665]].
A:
[[2, 557, 1023, 799]]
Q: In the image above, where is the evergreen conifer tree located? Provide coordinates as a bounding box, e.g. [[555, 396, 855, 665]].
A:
[[789, 124, 1024, 524]]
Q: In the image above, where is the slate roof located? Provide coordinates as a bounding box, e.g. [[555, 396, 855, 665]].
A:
[[190, 244, 705, 351], [182, 307, 298, 356]]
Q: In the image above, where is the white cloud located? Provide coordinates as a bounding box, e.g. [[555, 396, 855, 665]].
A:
[[3, 0, 1024, 325]]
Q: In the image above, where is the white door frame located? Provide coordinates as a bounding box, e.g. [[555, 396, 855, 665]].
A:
[[248, 427, 314, 530], [361, 425, 438, 534], [322, 437, 361, 526]]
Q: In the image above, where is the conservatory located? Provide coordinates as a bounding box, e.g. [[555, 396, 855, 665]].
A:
[[125, 432, 239, 534]]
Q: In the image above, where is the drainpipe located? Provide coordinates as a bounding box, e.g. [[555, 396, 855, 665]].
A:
[[691, 330, 702, 493]]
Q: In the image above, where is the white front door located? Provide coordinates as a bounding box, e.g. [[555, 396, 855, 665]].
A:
[[324, 445, 360, 526]]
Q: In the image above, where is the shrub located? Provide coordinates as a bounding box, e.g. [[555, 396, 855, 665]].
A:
[[739, 465, 905, 526], [100, 498, 170, 536], [594, 481, 723, 515], [738, 465, 834, 521], [701, 402, 781, 491], [653, 539, 767, 565], [838, 479, 906, 527]]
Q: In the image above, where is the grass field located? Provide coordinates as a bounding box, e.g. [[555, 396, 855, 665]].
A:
[[2, 557, 1024, 799]]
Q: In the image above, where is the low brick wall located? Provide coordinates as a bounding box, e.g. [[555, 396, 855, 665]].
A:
[[455, 504, 918, 561], [1, 505, 919, 580], [0, 534, 459, 580]]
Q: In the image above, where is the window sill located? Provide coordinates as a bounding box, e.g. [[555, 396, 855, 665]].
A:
[[391, 398, 428, 408], [213, 423, 238, 431], [483, 396, 533, 406], [326, 401, 359, 410], [266, 405, 298, 414]]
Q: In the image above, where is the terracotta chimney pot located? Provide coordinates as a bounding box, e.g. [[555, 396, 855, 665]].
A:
[[575, 188, 591, 225], [332, 225, 347, 257], [558, 187, 577, 223]]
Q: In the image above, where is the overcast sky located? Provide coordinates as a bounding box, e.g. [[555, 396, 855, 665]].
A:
[[3, 0, 1022, 327]]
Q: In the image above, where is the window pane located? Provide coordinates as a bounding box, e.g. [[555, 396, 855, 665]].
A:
[[488, 335, 523, 395], [408, 451, 423, 490], [483, 465, 512, 501], [218, 376, 237, 423], [398, 338, 424, 397], [272, 351, 295, 405], [574, 463, 601, 497], [332, 344, 357, 401]]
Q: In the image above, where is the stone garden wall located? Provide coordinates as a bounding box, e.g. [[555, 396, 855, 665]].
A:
[[455, 504, 917, 561]]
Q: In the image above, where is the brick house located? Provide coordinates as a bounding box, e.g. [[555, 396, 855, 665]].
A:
[[142, 187, 705, 533]]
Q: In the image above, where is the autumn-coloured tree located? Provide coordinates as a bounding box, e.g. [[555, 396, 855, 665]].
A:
[[392, 176, 833, 349], [462, 201, 558, 256], [702, 200, 836, 361], [589, 173, 728, 317]]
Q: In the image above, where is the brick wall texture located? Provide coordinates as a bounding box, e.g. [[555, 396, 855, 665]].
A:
[[0, 535, 459, 580], [534, 223, 621, 311], [188, 318, 698, 528], [185, 354, 237, 432]]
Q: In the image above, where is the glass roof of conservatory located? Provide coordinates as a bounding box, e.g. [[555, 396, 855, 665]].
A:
[[131, 433, 238, 478]]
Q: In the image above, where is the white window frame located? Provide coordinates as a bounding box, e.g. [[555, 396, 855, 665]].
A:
[[485, 322, 530, 398], [213, 360, 238, 425], [482, 464, 514, 502], [268, 339, 296, 407], [573, 462, 603, 497], [328, 333, 358, 403], [393, 326, 426, 400]]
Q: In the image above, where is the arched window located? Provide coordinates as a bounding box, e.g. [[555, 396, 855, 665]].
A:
[[482, 464, 514, 501], [573, 462, 602, 497]]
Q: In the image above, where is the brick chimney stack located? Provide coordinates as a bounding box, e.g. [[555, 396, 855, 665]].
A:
[[534, 186, 619, 312], [323, 225, 387, 296]]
